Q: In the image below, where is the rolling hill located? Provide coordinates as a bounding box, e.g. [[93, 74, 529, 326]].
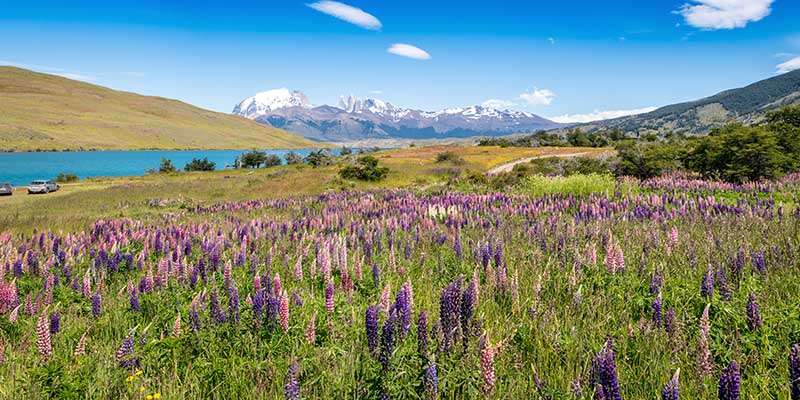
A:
[[0, 67, 319, 151], [576, 69, 800, 135]]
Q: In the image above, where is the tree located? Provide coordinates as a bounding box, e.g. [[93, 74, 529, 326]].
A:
[[264, 154, 282, 167], [159, 158, 177, 173], [685, 124, 786, 182], [339, 156, 390, 181], [284, 152, 303, 165], [184, 157, 216, 172], [339, 146, 353, 156], [240, 151, 268, 169], [305, 150, 334, 168], [614, 140, 685, 179], [567, 129, 592, 147]]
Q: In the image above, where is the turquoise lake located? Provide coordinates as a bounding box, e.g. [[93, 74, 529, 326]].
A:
[[0, 149, 325, 186]]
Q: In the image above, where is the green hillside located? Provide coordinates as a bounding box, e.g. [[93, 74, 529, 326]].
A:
[[578, 69, 800, 136], [0, 67, 320, 151]]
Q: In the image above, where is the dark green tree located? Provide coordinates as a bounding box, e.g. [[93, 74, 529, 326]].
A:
[[184, 157, 216, 172]]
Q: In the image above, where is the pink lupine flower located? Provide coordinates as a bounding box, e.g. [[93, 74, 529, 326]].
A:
[[305, 312, 317, 344], [279, 291, 290, 332], [74, 330, 88, 357], [697, 304, 713, 376], [8, 304, 21, 323], [36, 311, 53, 360], [380, 284, 392, 315], [479, 335, 497, 395], [82, 270, 92, 298], [0, 279, 17, 314], [294, 255, 303, 281], [172, 313, 182, 337], [273, 274, 282, 297]]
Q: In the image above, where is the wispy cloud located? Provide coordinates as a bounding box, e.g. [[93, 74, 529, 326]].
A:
[[777, 56, 800, 74], [549, 107, 658, 124], [677, 0, 773, 30], [519, 87, 555, 106], [307, 1, 382, 30], [387, 44, 431, 60], [481, 99, 516, 109], [370, 90, 383, 95]]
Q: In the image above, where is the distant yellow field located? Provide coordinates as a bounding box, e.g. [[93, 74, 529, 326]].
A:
[[0, 66, 319, 151]]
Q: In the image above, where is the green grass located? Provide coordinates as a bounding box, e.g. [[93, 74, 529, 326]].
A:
[[0, 66, 319, 151]]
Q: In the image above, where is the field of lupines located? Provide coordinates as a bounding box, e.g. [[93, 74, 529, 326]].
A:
[[2, 182, 800, 399]]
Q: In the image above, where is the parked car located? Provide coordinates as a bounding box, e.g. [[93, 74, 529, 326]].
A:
[[0, 183, 13, 196], [27, 180, 59, 194]]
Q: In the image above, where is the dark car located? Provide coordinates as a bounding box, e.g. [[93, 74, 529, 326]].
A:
[[0, 183, 13, 196]]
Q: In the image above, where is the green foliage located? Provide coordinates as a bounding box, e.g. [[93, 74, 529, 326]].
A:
[[339, 156, 390, 181], [614, 140, 685, 179], [183, 158, 216, 172], [435, 151, 465, 165], [518, 173, 620, 196], [305, 150, 334, 168], [263, 154, 282, 168], [339, 146, 353, 156], [685, 124, 789, 182], [158, 158, 177, 173], [54, 172, 79, 183], [284, 152, 303, 165], [239, 151, 268, 169]]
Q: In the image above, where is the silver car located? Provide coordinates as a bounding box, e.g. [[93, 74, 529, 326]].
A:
[[27, 180, 59, 194], [0, 183, 13, 196]]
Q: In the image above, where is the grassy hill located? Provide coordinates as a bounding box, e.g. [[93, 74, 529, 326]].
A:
[[577, 69, 800, 136], [0, 67, 320, 151]]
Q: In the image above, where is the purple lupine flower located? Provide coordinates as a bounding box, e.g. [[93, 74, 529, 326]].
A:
[[252, 290, 266, 323], [790, 343, 800, 400], [718, 361, 740, 400], [652, 293, 663, 327], [284, 362, 300, 400], [228, 282, 240, 324], [395, 283, 412, 338], [366, 305, 380, 355], [91, 291, 102, 318], [662, 369, 679, 400], [664, 308, 676, 336], [380, 311, 397, 371], [291, 291, 304, 307], [439, 279, 462, 353], [115, 332, 138, 369], [650, 269, 663, 295], [751, 249, 766, 273], [189, 302, 201, 332], [715, 266, 731, 301], [460, 280, 476, 347], [417, 311, 429, 358], [746, 293, 762, 331], [325, 282, 335, 314], [701, 266, 714, 298], [424, 362, 439, 399], [210, 290, 226, 324], [49, 311, 61, 335], [129, 285, 141, 312], [593, 339, 622, 400], [372, 264, 380, 288]]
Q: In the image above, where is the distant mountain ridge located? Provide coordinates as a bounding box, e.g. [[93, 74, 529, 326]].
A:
[[576, 69, 800, 135], [0, 67, 317, 151], [233, 91, 562, 142]]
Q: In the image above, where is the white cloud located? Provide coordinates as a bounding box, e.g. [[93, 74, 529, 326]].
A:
[[678, 0, 773, 30], [307, 1, 382, 30], [370, 90, 383, 95], [387, 44, 431, 60], [549, 107, 658, 124], [519, 88, 555, 106], [1, 60, 95, 82], [777, 56, 800, 74], [481, 99, 516, 109]]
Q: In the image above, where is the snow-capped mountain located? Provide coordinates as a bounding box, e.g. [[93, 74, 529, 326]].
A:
[[233, 91, 561, 142], [232, 89, 311, 119]]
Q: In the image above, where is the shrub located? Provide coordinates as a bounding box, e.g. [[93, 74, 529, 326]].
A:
[[158, 158, 177, 173], [305, 150, 334, 168], [184, 158, 216, 172], [519, 173, 618, 196], [435, 151, 465, 165], [685, 124, 786, 182], [284, 152, 303, 165], [239, 151, 268, 169], [264, 155, 282, 168], [339, 147, 353, 156], [54, 172, 79, 183], [614, 140, 685, 179], [339, 156, 390, 181]]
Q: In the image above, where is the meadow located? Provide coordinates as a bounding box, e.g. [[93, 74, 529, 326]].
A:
[[1, 145, 799, 399]]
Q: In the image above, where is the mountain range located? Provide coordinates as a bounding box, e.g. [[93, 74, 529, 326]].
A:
[[575, 69, 800, 136], [233, 89, 562, 142], [0, 67, 317, 151]]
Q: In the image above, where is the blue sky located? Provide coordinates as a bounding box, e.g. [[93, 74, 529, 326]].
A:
[[1, 0, 799, 122]]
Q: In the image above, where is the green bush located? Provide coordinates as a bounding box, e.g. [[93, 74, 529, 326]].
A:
[[238, 151, 268, 169], [339, 156, 390, 181], [54, 172, 79, 183], [284, 152, 303, 165], [158, 158, 177, 173], [435, 151, 465, 165], [184, 158, 216, 172], [305, 150, 334, 168]]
